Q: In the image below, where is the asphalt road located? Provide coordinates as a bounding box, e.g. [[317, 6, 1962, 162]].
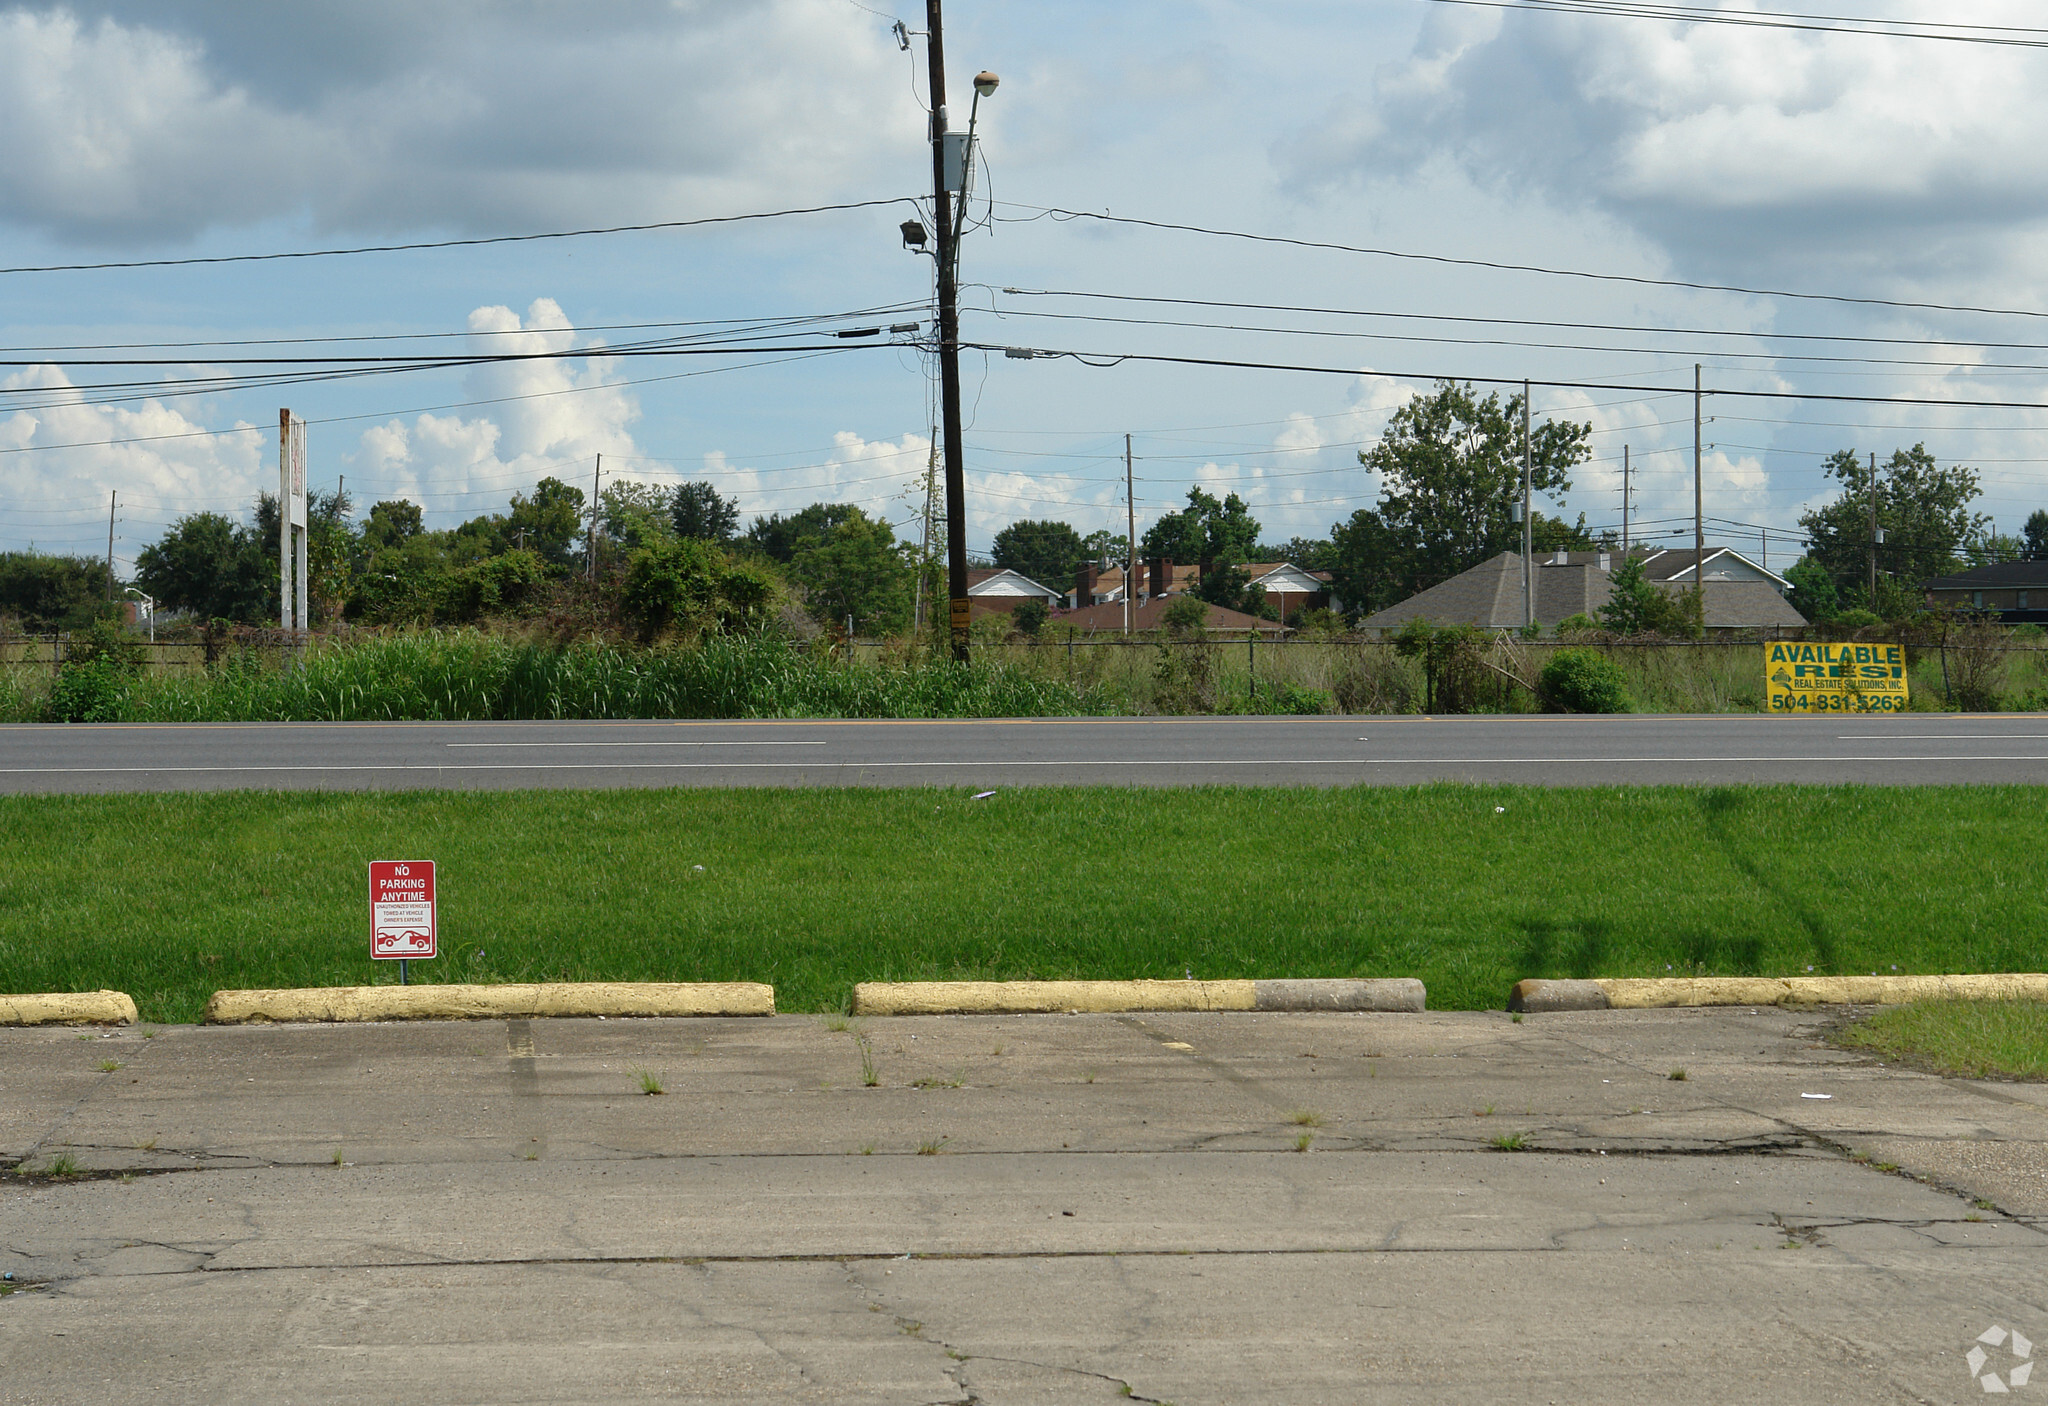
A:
[[3, 714, 2048, 792], [5, 1009, 2043, 1404]]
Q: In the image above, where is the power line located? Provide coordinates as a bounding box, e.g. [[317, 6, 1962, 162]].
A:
[[0, 347, 869, 457], [999, 203, 2048, 321], [980, 341, 2048, 410], [1431, 0, 2048, 49], [970, 304, 2048, 373], [0, 303, 930, 357], [0, 199, 918, 276], [993, 285, 2048, 355]]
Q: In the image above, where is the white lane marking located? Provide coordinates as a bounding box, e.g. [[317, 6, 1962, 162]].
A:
[[0, 759, 1379, 775], [1837, 733, 2048, 739], [443, 741, 828, 748], [5, 754, 2048, 777]]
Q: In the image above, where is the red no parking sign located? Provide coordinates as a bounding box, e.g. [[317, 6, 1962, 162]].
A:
[[369, 860, 437, 961]]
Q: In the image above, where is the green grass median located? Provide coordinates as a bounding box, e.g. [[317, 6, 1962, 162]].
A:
[[3, 784, 2042, 1024]]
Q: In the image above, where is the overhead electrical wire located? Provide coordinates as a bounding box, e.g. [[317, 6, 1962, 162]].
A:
[[1428, 0, 2048, 49], [0, 347, 871, 457], [969, 304, 2048, 373], [0, 303, 930, 358], [978, 341, 2048, 411], [997, 203, 2048, 321], [0, 198, 919, 276], [992, 285, 2048, 355]]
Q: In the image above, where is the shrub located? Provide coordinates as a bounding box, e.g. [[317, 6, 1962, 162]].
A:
[[43, 660, 129, 723], [1555, 612, 1600, 639], [1011, 598, 1049, 637], [1540, 648, 1630, 714], [1160, 594, 1210, 636], [1254, 680, 1331, 715], [43, 618, 145, 723], [1391, 619, 1490, 713]]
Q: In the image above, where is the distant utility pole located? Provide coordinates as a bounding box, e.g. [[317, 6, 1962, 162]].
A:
[[914, 436, 938, 634], [1521, 379, 1533, 629], [105, 490, 117, 602], [1868, 449, 1879, 603], [1621, 444, 1630, 556], [1124, 433, 1136, 637], [588, 453, 602, 581], [1693, 365, 1705, 577]]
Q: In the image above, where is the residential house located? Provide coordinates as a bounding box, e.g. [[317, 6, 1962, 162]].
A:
[[1359, 549, 1807, 635], [1068, 558, 1331, 618], [1921, 560, 2048, 624], [1058, 595, 1288, 637], [965, 567, 1065, 617]]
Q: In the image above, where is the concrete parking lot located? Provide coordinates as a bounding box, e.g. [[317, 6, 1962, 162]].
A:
[[3, 1008, 2044, 1404]]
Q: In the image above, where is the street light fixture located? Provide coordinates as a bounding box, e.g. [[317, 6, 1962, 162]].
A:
[[122, 586, 156, 643]]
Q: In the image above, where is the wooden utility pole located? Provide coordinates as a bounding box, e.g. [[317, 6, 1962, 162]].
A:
[[1693, 365, 1705, 579], [1124, 433, 1136, 636], [588, 453, 602, 580], [1621, 444, 1630, 556], [1868, 450, 1879, 604], [914, 437, 938, 635], [105, 490, 117, 602], [1521, 380, 1533, 628], [926, 0, 972, 662]]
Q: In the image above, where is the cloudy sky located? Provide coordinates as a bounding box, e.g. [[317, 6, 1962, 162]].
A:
[[4, 0, 2047, 576]]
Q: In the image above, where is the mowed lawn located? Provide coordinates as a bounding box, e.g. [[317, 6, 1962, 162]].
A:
[[3, 785, 2042, 1023]]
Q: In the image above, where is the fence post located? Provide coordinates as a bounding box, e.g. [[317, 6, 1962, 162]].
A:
[[1248, 632, 1256, 707]]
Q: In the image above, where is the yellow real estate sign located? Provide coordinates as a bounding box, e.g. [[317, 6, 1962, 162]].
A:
[[1764, 641, 1909, 713]]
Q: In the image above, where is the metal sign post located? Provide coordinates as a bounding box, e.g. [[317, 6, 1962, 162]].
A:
[[369, 860, 437, 984], [280, 410, 309, 631]]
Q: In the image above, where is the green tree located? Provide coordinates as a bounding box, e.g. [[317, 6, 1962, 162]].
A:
[[362, 499, 423, 550], [1359, 381, 1591, 597], [1596, 553, 1700, 638], [789, 509, 912, 634], [1326, 508, 1401, 620], [1159, 593, 1211, 635], [1784, 557, 1838, 623], [135, 507, 275, 624], [670, 481, 739, 542], [596, 480, 673, 558], [619, 537, 775, 640], [1011, 597, 1049, 637], [0, 552, 110, 632], [1140, 487, 1261, 564], [743, 503, 862, 563], [507, 477, 586, 569], [304, 489, 357, 626], [1530, 512, 1596, 552], [1267, 537, 1334, 570], [2024, 509, 2048, 561], [992, 519, 1086, 588], [1797, 445, 1986, 610]]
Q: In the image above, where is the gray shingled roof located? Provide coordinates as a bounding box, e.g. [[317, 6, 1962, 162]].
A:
[[1924, 560, 2048, 589], [1360, 550, 1807, 631]]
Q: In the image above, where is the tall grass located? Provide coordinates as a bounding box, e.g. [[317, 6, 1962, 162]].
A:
[[0, 633, 1123, 722]]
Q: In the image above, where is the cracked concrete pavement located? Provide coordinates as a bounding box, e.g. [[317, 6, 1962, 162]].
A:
[[2, 1008, 2044, 1403]]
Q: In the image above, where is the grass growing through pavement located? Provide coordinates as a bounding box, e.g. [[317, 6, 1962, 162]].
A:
[[1831, 1001, 2048, 1080], [2, 784, 2044, 1024]]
